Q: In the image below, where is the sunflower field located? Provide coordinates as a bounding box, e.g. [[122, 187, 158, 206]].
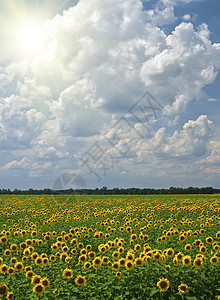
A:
[[0, 194, 220, 299]]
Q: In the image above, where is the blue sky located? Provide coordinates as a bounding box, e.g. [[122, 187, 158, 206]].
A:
[[0, 0, 219, 190]]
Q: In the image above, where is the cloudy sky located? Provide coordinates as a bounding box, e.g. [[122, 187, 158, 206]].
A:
[[0, 0, 219, 190]]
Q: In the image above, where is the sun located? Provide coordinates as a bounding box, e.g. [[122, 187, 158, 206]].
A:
[[14, 20, 47, 58], [0, 0, 73, 61]]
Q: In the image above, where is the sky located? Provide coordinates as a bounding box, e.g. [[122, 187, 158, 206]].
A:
[[0, 0, 219, 190]]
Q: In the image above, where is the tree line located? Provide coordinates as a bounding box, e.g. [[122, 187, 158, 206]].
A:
[[0, 186, 218, 195]]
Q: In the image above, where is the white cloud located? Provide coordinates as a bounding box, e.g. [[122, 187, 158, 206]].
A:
[[135, 115, 214, 160], [0, 0, 219, 187], [182, 14, 191, 21], [141, 22, 220, 114], [2, 157, 51, 170], [50, 76, 111, 137]]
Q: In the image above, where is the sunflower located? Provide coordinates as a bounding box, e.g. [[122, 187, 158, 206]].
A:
[[31, 253, 38, 260], [179, 235, 185, 242], [71, 248, 77, 255], [134, 258, 144, 267], [51, 244, 58, 251], [26, 239, 32, 246], [164, 265, 171, 272], [88, 251, 96, 259], [41, 277, 50, 288], [35, 257, 43, 266], [126, 252, 135, 261], [14, 262, 23, 272], [7, 267, 15, 275], [176, 252, 184, 262], [200, 246, 207, 254], [153, 252, 160, 261], [62, 246, 69, 253], [86, 244, 92, 251], [33, 283, 45, 295], [31, 275, 42, 285], [4, 249, 11, 257], [92, 257, 102, 268], [173, 257, 179, 266], [112, 251, 120, 259], [75, 275, 86, 287], [144, 255, 151, 263], [112, 262, 120, 271], [10, 257, 17, 265], [6, 291, 15, 300], [157, 278, 169, 292], [178, 284, 189, 294], [24, 266, 32, 272], [166, 248, 174, 258], [0, 236, 8, 243], [84, 262, 91, 270], [196, 254, 206, 263], [98, 245, 106, 254], [26, 271, 35, 279], [206, 237, 213, 244], [60, 252, 68, 261], [210, 256, 219, 265], [182, 255, 191, 267], [0, 283, 9, 297], [50, 255, 56, 262], [23, 248, 30, 257], [37, 239, 43, 246], [116, 271, 122, 278], [130, 233, 137, 240], [119, 258, 126, 267], [214, 245, 220, 251], [134, 244, 141, 252], [184, 244, 192, 251], [63, 268, 73, 279], [20, 242, 27, 250], [31, 231, 37, 237], [102, 256, 109, 264], [10, 244, 18, 251], [78, 254, 87, 263], [80, 248, 87, 255], [193, 257, 204, 269], [125, 260, 134, 271], [78, 242, 84, 249]]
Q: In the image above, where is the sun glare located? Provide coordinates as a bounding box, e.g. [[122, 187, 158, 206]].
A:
[[14, 21, 47, 57], [0, 0, 73, 61]]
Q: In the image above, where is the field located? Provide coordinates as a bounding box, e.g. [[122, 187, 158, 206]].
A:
[[0, 194, 220, 299]]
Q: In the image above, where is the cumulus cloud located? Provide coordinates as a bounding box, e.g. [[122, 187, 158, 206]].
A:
[[2, 158, 51, 170], [0, 94, 45, 150], [135, 115, 214, 160], [0, 0, 219, 187], [141, 22, 220, 114], [182, 14, 191, 21], [106, 115, 218, 186]]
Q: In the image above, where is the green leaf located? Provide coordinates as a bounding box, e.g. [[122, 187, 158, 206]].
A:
[[150, 287, 159, 297]]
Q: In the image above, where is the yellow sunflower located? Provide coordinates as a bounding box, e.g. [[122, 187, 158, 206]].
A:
[[92, 257, 102, 268], [75, 275, 86, 287], [33, 283, 45, 295], [210, 256, 218, 265], [125, 260, 134, 271], [193, 257, 204, 269], [182, 255, 192, 267], [157, 278, 169, 292], [62, 268, 73, 279], [178, 284, 189, 294], [0, 283, 9, 297]]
